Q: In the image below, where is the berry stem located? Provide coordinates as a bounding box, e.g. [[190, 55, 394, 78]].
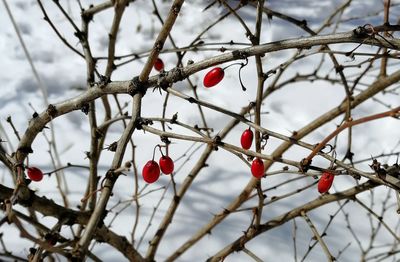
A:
[[158, 144, 165, 157], [154, 144, 167, 160], [152, 145, 160, 161], [247, 108, 253, 122], [238, 58, 248, 91], [222, 62, 241, 71], [222, 58, 248, 91]]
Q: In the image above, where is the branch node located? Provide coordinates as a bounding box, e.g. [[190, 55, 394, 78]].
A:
[[353, 26, 369, 38], [300, 158, 311, 172], [232, 50, 248, 60], [46, 104, 58, 118], [154, 40, 164, 52], [135, 117, 153, 130], [172, 3, 181, 15], [160, 136, 171, 145], [98, 75, 111, 88], [169, 66, 185, 82], [128, 76, 147, 97], [17, 146, 33, 155], [81, 103, 90, 115]]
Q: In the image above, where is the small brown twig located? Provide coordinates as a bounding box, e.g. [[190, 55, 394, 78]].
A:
[[37, 0, 84, 58], [302, 106, 400, 169]]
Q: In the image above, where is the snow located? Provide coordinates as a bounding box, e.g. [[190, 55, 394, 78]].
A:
[[0, 0, 400, 261]]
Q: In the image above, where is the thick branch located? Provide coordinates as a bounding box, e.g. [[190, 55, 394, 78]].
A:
[[167, 62, 400, 261], [208, 181, 378, 261], [0, 184, 90, 224], [15, 28, 400, 163]]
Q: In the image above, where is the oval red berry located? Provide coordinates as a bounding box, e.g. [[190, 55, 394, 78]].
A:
[[27, 167, 44, 182], [318, 172, 335, 194], [203, 67, 224, 88], [251, 158, 264, 179], [240, 129, 253, 150], [159, 156, 174, 175], [154, 58, 164, 71], [142, 160, 160, 183]]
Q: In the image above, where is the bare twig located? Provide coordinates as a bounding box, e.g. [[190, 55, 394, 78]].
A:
[[301, 211, 335, 261]]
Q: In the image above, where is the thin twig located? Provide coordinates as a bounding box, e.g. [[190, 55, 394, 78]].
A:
[[301, 211, 335, 262]]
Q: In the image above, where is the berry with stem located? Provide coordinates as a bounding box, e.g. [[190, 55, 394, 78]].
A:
[[159, 155, 174, 175], [203, 67, 224, 87], [240, 128, 253, 150], [203, 58, 248, 89], [142, 160, 160, 183], [157, 144, 174, 175], [27, 167, 44, 182], [142, 145, 163, 183]]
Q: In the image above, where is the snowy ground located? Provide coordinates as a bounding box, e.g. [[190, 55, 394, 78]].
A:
[[1, 0, 400, 261]]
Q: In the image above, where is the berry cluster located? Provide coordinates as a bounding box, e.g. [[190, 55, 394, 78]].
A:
[[239, 127, 265, 179], [202, 65, 334, 191], [204, 64, 266, 179], [25, 58, 336, 195], [142, 146, 174, 184]]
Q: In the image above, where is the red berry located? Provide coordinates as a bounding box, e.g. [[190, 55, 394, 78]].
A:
[[159, 156, 174, 175], [203, 67, 224, 87], [142, 160, 160, 183], [154, 58, 164, 71], [251, 158, 264, 179], [318, 172, 335, 194], [240, 128, 253, 150], [27, 167, 44, 182]]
